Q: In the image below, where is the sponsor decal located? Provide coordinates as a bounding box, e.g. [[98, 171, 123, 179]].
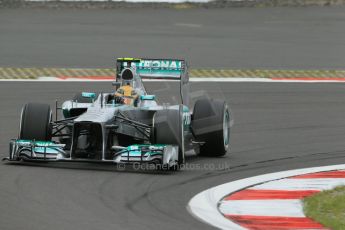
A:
[[183, 112, 191, 125], [136, 60, 183, 70]]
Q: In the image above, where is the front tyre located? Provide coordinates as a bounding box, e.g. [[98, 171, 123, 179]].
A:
[[19, 103, 52, 141], [192, 98, 230, 157], [153, 105, 185, 170]]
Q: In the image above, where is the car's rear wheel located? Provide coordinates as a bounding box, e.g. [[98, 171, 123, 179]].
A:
[[153, 105, 185, 170], [192, 98, 230, 156], [19, 103, 52, 141]]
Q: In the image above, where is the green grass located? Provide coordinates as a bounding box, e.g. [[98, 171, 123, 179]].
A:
[[303, 186, 345, 230]]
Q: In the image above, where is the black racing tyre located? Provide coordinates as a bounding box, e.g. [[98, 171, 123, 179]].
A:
[[19, 103, 52, 141], [73, 92, 98, 103], [192, 98, 230, 157], [153, 105, 185, 170]]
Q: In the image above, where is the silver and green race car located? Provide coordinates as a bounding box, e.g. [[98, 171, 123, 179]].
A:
[[5, 58, 231, 171]]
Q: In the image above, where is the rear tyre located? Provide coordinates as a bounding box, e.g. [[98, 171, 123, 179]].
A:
[[153, 106, 185, 170], [19, 103, 52, 141], [192, 98, 230, 157]]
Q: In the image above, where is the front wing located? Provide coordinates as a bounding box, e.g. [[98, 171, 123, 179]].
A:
[[4, 140, 179, 168]]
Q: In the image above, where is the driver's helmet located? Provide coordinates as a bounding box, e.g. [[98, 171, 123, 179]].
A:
[[114, 68, 139, 105]]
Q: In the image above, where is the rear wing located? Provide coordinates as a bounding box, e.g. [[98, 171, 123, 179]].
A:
[[116, 57, 190, 107], [116, 58, 187, 81]]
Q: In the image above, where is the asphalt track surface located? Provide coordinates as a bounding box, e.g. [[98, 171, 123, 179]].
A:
[[1, 5, 345, 230], [1, 82, 345, 230], [0, 7, 345, 69]]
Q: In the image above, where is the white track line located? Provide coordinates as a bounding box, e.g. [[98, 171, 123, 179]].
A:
[[219, 200, 304, 217], [252, 178, 345, 191], [187, 164, 345, 230]]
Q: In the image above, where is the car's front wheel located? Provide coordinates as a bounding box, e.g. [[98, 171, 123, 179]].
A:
[[153, 105, 185, 170], [19, 103, 52, 141], [192, 98, 230, 157]]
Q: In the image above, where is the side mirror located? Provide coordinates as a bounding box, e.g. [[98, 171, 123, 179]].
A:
[[140, 95, 156, 100], [112, 82, 121, 90], [81, 92, 96, 99]]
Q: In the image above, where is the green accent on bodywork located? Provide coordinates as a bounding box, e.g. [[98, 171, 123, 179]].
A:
[[122, 150, 141, 156], [117, 59, 184, 78], [140, 95, 156, 100], [136, 60, 183, 76], [16, 140, 55, 145], [127, 144, 166, 150], [34, 147, 60, 154], [120, 144, 166, 157], [139, 60, 182, 70], [16, 140, 61, 154], [128, 145, 139, 151], [82, 92, 96, 98], [121, 151, 162, 157]]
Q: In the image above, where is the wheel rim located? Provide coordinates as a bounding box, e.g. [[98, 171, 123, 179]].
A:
[[223, 109, 230, 149]]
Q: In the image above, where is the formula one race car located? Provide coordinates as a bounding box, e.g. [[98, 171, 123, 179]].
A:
[[5, 58, 231, 170]]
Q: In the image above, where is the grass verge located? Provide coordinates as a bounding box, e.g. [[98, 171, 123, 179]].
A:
[[303, 185, 345, 230]]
